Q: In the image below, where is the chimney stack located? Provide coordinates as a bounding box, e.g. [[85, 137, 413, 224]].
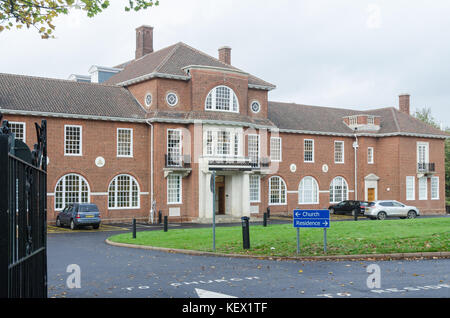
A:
[[399, 94, 410, 115], [135, 25, 154, 59], [218, 46, 231, 65]]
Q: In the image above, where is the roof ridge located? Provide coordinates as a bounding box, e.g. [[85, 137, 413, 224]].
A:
[[390, 107, 402, 132], [269, 100, 364, 112], [153, 42, 184, 73], [177, 42, 242, 71], [0, 72, 124, 89]]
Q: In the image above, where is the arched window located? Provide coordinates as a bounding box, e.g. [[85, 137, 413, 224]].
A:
[[54, 174, 90, 210], [108, 174, 140, 209], [298, 176, 319, 204], [269, 176, 286, 205], [329, 176, 348, 203], [205, 85, 239, 113]]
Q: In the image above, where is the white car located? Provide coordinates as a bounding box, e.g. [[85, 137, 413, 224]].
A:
[[364, 200, 420, 220]]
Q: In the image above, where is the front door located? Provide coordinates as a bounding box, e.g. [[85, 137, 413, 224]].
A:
[[368, 188, 375, 202], [218, 186, 225, 215]]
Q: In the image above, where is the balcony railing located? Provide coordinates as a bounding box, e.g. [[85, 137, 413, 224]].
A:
[[165, 154, 191, 169], [250, 157, 270, 169], [417, 162, 435, 174]]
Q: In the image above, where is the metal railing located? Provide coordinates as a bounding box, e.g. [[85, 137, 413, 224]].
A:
[[417, 162, 435, 173], [165, 154, 191, 168]]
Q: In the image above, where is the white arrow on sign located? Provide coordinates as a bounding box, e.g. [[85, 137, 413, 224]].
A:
[[195, 288, 237, 298]]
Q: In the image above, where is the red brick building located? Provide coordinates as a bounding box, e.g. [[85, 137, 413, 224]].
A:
[[0, 26, 447, 223]]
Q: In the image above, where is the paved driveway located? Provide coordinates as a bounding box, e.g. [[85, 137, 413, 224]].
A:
[[47, 227, 450, 298]]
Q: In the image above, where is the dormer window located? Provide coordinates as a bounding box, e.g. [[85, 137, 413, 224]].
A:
[[349, 116, 358, 126], [205, 85, 239, 113], [367, 116, 375, 125]]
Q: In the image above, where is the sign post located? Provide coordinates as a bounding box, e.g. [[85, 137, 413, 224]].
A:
[[293, 209, 330, 254], [210, 171, 216, 251]]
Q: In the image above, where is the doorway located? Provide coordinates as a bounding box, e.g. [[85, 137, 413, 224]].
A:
[[215, 175, 225, 215], [367, 188, 375, 202]]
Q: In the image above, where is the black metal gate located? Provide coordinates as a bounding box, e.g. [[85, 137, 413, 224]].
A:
[[0, 115, 48, 298]]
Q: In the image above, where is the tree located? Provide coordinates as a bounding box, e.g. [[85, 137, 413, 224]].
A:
[[413, 107, 440, 129], [0, 0, 159, 39]]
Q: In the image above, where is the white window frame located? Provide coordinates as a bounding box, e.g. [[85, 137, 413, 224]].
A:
[[270, 137, 282, 162], [249, 175, 261, 203], [304, 139, 314, 163], [167, 129, 182, 165], [349, 116, 358, 126], [334, 141, 344, 164], [64, 125, 82, 156], [329, 176, 348, 203], [269, 176, 287, 205], [418, 177, 427, 201], [417, 142, 429, 164], [9, 121, 26, 143], [54, 173, 90, 211], [203, 127, 242, 157], [167, 174, 182, 204], [431, 176, 439, 200], [205, 85, 239, 113], [117, 128, 133, 158], [367, 116, 375, 125], [248, 134, 260, 164], [298, 176, 319, 204], [406, 176, 415, 201], [367, 147, 374, 164], [108, 174, 140, 209]]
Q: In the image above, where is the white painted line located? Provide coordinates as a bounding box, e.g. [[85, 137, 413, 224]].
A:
[[195, 288, 237, 298]]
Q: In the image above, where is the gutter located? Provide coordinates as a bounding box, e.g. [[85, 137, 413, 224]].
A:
[[145, 119, 154, 224]]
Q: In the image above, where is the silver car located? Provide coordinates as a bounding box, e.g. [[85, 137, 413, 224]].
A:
[[364, 200, 420, 220]]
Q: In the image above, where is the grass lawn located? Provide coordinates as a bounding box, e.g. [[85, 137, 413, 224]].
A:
[[108, 217, 450, 257]]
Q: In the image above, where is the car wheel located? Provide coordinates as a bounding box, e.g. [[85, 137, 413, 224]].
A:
[[377, 211, 387, 220], [407, 210, 417, 219], [93, 224, 100, 230], [56, 217, 62, 227], [70, 219, 77, 230]]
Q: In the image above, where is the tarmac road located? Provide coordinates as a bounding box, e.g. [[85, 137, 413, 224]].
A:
[[47, 225, 450, 299]]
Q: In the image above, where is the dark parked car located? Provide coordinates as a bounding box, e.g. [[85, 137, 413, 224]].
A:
[[328, 200, 370, 216], [56, 203, 101, 230]]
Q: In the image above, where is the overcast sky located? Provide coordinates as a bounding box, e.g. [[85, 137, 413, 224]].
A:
[[1, 0, 450, 127]]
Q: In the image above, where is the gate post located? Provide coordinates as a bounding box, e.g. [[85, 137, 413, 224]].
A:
[[0, 135, 9, 298]]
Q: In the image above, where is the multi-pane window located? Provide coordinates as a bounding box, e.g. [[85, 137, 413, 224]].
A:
[[204, 129, 240, 157], [417, 142, 429, 164], [9, 122, 26, 142], [406, 176, 415, 200], [298, 176, 319, 204], [117, 128, 133, 157], [64, 125, 82, 155], [248, 134, 260, 165], [367, 147, 374, 164], [367, 116, 375, 125], [270, 137, 281, 161], [205, 86, 239, 113], [329, 176, 348, 203], [108, 174, 140, 209], [304, 139, 314, 162], [54, 174, 90, 210], [249, 175, 260, 203], [269, 176, 286, 205], [206, 131, 213, 155], [167, 174, 182, 204], [167, 129, 182, 166], [349, 116, 358, 126], [418, 177, 427, 200], [217, 131, 231, 155], [334, 141, 344, 163], [431, 176, 439, 200]]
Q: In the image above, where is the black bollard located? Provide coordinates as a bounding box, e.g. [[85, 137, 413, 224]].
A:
[[263, 212, 267, 227], [241, 216, 250, 249], [354, 208, 358, 221], [158, 210, 162, 224], [164, 215, 168, 232], [132, 218, 136, 239], [266, 207, 270, 219]]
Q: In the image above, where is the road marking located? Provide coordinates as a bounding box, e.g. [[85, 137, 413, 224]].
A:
[[47, 224, 127, 233], [195, 288, 237, 298]]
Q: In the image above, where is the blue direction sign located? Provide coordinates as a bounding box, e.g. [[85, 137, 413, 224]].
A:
[[293, 209, 330, 228]]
